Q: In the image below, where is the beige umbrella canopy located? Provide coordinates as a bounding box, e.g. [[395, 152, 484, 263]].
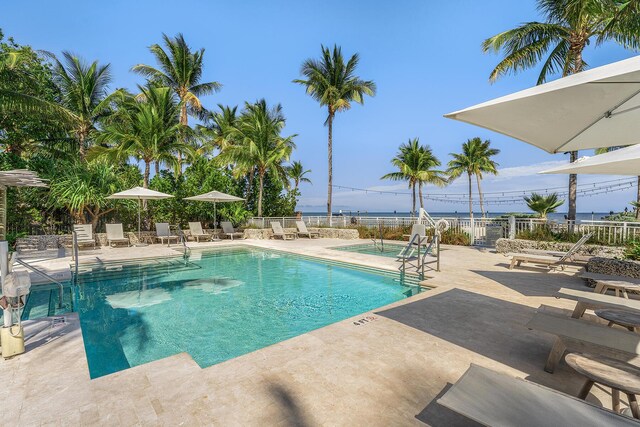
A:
[[107, 186, 173, 239], [540, 144, 640, 175], [445, 55, 640, 154], [184, 191, 244, 233]]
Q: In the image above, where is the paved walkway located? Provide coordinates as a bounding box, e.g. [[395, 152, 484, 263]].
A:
[[0, 239, 622, 425]]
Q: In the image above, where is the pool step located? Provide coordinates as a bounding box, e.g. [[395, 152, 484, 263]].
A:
[[74, 259, 201, 284]]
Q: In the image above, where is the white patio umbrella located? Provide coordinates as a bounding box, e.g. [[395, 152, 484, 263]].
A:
[[444, 55, 640, 153], [184, 190, 244, 235], [540, 144, 640, 175], [107, 186, 174, 241]]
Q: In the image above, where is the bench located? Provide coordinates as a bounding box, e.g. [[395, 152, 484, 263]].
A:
[[437, 364, 640, 426]]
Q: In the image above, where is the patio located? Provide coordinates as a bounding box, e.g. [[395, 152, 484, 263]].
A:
[[1, 239, 617, 425]]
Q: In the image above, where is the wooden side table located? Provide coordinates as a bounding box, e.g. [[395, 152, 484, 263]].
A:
[[565, 352, 640, 419], [595, 309, 640, 333]]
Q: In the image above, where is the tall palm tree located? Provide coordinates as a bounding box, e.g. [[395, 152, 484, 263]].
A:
[[447, 138, 500, 219], [131, 33, 221, 126], [381, 138, 446, 215], [91, 85, 193, 189], [196, 104, 238, 155], [524, 192, 565, 219], [294, 44, 376, 217], [218, 99, 296, 216], [287, 161, 312, 190], [482, 0, 640, 224]]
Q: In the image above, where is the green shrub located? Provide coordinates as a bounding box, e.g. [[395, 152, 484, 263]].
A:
[[625, 241, 640, 260]]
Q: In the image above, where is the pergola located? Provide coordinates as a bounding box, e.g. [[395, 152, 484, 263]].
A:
[[0, 170, 48, 241]]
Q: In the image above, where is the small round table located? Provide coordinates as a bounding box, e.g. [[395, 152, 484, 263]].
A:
[[565, 353, 640, 418], [595, 309, 640, 333]]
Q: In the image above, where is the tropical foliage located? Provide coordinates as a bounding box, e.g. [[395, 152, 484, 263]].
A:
[[0, 31, 303, 236], [294, 44, 376, 217], [482, 0, 640, 223], [524, 192, 565, 218], [381, 138, 447, 215], [447, 138, 500, 219]]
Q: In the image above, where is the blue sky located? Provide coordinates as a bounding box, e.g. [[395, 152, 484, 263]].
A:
[[3, 0, 637, 213]]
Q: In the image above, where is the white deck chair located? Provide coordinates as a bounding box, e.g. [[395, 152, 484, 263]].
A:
[[220, 222, 244, 240], [295, 221, 319, 239], [271, 222, 295, 240], [508, 232, 593, 270], [155, 223, 179, 246], [73, 224, 96, 249], [105, 224, 130, 247], [188, 222, 211, 242]]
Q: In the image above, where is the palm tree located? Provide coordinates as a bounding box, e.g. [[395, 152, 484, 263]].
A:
[[196, 104, 238, 155], [287, 161, 312, 190], [91, 85, 193, 189], [218, 99, 296, 216], [294, 44, 376, 217], [131, 33, 221, 127], [48, 160, 125, 228], [482, 0, 640, 224], [447, 138, 499, 219], [381, 138, 446, 215], [524, 192, 565, 219]]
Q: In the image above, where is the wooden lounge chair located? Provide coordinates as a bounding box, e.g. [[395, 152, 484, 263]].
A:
[[527, 305, 640, 373], [508, 233, 593, 270], [295, 221, 319, 239], [155, 223, 179, 246], [557, 287, 640, 318], [73, 224, 96, 249], [437, 364, 640, 426], [271, 222, 295, 240], [188, 222, 211, 242], [220, 222, 244, 240], [581, 272, 640, 285], [105, 224, 130, 247]]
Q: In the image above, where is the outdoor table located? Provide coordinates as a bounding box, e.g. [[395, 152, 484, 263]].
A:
[[595, 280, 640, 299], [595, 309, 640, 333], [565, 353, 640, 419]]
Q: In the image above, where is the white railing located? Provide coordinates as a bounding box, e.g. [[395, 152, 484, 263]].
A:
[[247, 216, 640, 246]]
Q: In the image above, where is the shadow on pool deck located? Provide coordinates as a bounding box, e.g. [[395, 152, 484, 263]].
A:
[[267, 383, 316, 427], [471, 269, 585, 297]]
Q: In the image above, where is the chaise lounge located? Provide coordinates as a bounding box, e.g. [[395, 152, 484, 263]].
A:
[[73, 224, 96, 249], [155, 223, 179, 246], [105, 224, 130, 247], [508, 232, 593, 270], [220, 221, 244, 240], [188, 222, 211, 242], [271, 222, 295, 240], [295, 221, 319, 239]]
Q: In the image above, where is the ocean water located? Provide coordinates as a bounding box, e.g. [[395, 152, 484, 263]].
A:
[[23, 247, 421, 378]]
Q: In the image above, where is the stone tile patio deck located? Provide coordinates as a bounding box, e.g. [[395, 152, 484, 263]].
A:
[[1, 238, 626, 425]]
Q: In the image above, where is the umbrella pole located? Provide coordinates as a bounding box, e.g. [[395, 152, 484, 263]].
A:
[[214, 201, 217, 240]]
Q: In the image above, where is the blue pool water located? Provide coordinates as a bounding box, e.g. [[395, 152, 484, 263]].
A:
[[23, 247, 421, 378], [333, 243, 406, 258]]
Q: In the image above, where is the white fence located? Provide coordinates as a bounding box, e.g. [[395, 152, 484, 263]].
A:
[[247, 215, 640, 246]]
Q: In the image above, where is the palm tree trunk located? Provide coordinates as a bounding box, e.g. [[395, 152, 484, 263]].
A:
[[78, 132, 86, 161], [258, 172, 264, 217], [411, 182, 416, 216], [419, 182, 424, 211], [468, 172, 473, 220], [155, 161, 160, 176], [568, 151, 578, 229], [327, 110, 334, 218], [476, 174, 485, 218], [636, 176, 640, 220]]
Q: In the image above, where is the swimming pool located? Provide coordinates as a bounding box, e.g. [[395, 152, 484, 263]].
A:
[[332, 242, 407, 258], [23, 247, 422, 378]]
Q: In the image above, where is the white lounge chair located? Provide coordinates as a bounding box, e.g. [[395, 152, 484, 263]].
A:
[[295, 221, 319, 239], [527, 305, 640, 373], [155, 223, 179, 246], [105, 224, 130, 247], [438, 364, 639, 426], [73, 224, 96, 249], [220, 222, 244, 240], [508, 232, 593, 270], [188, 222, 211, 242], [271, 222, 295, 240]]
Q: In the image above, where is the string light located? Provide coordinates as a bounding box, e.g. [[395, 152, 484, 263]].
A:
[[332, 177, 638, 206]]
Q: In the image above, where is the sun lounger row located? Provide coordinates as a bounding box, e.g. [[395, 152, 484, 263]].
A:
[[73, 221, 247, 248], [270, 221, 319, 240]]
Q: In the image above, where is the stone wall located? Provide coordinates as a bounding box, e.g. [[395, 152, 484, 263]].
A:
[[586, 257, 640, 279], [495, 238, 625, 258], [15, 227, 359, 252]]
